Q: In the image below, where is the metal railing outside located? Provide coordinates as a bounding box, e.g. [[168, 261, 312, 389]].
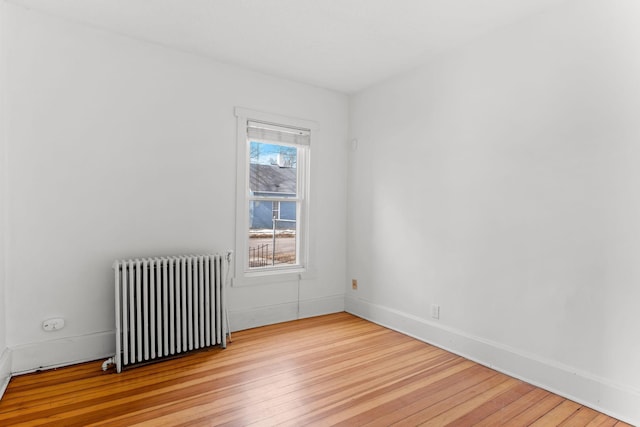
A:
[[248, 243, 270, 268]]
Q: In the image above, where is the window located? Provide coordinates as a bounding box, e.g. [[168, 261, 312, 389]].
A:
[[235, 108, 314, 281]]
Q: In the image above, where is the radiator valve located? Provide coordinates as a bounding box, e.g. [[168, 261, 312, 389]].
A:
[[101, 357, 115, 371]]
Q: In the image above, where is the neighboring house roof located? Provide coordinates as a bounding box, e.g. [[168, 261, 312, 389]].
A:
[[250, 163, 296, 194]]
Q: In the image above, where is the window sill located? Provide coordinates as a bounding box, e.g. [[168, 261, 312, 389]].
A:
[[231, 267, 317, 287]]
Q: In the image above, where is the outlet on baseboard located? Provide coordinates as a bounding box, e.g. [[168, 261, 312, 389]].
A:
[[431, 304, 440, 320], [352, 279, 358, 290]]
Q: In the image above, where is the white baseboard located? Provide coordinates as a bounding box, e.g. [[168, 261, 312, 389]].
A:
[[228, 294, 345, 332], [10, 331, 115, 375], [0, 348, 11, 400], [299, 294, 345, 319], [5, 294, 343, 376], [228, 302, 299, 332], [346, 296, 639, 426]]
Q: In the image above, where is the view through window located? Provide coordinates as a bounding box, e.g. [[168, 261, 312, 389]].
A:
[[246, 124, 308, 270]]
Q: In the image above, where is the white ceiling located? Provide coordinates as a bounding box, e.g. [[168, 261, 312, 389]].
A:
[[9, 0, 566, 93]]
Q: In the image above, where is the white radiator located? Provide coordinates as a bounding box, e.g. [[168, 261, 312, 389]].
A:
[[109, 253, 230, 373]]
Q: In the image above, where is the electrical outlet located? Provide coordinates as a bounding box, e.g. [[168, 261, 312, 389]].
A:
[[43, 318, 65, 331], [431, 304, 440, 320], [352, 279, 358, 290]]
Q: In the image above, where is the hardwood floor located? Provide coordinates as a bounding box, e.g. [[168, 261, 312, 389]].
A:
[[0, 312, 629, 426]]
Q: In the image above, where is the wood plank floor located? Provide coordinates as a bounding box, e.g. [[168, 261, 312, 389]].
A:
[[0, 312, 629, 426]]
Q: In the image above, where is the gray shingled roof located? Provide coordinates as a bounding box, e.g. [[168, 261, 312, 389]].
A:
[[250, 163, 296, 194]]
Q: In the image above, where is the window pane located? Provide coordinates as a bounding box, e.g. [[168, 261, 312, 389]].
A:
[[249, 142, 297, 196], [248, 200, 298, 268]]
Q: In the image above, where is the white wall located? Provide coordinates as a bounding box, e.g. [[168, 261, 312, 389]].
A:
[[3, 3, 348, 373], [0, 0, 10, 398], [347, 0, 640, 423]]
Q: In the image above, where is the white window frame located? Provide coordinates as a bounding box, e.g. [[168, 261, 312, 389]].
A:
[[233, 107, 316, 286]]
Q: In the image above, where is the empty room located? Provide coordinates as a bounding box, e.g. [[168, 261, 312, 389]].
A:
[[0, 0, 638, 425]]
